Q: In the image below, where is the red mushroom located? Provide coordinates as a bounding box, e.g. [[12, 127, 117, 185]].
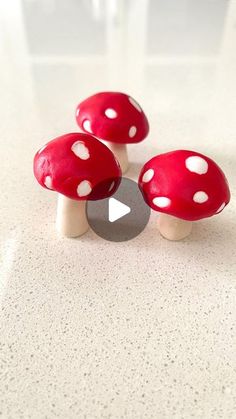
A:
[[33, 133, 121, 237], [138, 150, 230, 240], [75, 91, 149, 173]]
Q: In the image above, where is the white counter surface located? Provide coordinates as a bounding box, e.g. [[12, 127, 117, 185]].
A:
[[0, 1, 236, 418]]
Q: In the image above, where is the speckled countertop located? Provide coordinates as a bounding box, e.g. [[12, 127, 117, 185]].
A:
[[1, 1, 236, 418]]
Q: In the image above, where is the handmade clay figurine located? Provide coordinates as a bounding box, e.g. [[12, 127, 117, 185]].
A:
[[34, 133, 121, 237], [139, 150, 230, 240], [75, 91, 149, 174]]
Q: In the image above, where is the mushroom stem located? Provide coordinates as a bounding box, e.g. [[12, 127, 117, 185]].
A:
[[56, 194, 89, 238], [104, 142, 129, 174], [157, 213, 192, 241]]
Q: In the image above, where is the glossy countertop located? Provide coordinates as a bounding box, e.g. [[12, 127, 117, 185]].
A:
[[0, 1, 236, 418]]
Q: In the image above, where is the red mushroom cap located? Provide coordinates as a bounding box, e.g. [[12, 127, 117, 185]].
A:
[[33, 133, 121, 200], [139, 150, 230, 221], [76, 91, 149, 144]]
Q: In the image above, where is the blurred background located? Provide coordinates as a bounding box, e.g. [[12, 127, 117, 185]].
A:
[[1, 0, 235, 154]]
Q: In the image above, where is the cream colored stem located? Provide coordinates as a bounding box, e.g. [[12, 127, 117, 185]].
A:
[[104, 142, 129, 174], [56, 194, 89, 238], [157, 213, 192, 241]]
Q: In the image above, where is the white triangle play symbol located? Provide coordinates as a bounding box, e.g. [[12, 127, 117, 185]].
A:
[[108, 197, 131, 223]]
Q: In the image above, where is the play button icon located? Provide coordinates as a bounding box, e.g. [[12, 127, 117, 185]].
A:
[[86, 177, 150, 242], [108, 198, 131, 223]]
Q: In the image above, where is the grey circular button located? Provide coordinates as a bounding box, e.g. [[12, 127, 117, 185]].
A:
[[86, 177, 150, 242]]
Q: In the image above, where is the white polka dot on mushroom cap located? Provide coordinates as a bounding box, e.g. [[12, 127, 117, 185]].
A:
[[193, 191, 208, 203], [71, 141, 90, 160], [216, 202, 225, 213], [83, 119, 92, 133], [105, 108, 118, 119], [77, 180, 92, 197], [128, 97, 142, 112], [142, 169, 154, 183], [185, 156, 208, 174], [129, 126, 137, 138], [153, 197, 171, 208], [44, 176, 53, 189]]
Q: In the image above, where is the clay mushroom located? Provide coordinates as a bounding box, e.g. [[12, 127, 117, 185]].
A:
[[139, 150, 230, 240], [33, 133, 121, 237], [75, 91, 149, 173]]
